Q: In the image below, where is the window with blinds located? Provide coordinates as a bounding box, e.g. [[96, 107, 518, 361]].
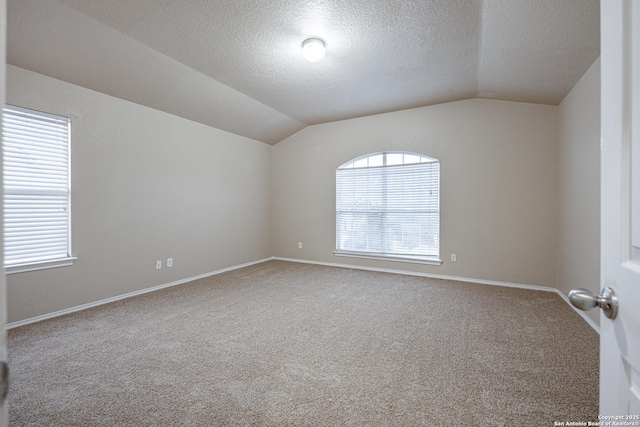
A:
[[2, 105, 74, 273], [335, 152, 440, 263]]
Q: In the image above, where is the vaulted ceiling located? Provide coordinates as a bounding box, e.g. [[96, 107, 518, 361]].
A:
[[7, 0, 600, 144]]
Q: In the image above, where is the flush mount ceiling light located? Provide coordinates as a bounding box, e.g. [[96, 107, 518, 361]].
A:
[[301, 38, 326, 62]]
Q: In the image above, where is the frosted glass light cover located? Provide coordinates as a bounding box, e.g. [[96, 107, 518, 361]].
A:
[[302, 38, 326, 62]]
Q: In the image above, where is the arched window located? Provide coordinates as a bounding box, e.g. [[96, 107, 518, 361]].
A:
[[335, 152, 440, 263]]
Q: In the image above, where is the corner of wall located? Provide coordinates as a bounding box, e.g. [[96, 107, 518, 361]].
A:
[[555, 57, 601, 327]]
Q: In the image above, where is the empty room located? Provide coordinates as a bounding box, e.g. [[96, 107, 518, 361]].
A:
[[2, 0, 638, 426]]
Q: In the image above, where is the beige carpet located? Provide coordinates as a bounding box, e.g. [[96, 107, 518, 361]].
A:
[[8, 260, 598, 426]]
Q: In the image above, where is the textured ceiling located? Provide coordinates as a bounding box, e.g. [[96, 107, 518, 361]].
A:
[[7, 0, 599, 144]]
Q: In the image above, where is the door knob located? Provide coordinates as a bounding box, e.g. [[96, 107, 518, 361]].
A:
[[568, 287, 618, 319]]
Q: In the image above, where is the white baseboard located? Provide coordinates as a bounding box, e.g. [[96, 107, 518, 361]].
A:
[[8, 255, 600, 335], [273, 256, 601, 334], [6, 257, 274, 330], [273, 256, 558, 291], [554, 290, 600, 333]]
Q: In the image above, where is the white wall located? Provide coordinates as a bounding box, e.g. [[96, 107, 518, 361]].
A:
[[6, 66, 273, 324], [557, 58, 601, 326], [272, 99, 558, 288]]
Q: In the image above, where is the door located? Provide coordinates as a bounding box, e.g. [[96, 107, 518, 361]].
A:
[[600, 0, 640, 417]]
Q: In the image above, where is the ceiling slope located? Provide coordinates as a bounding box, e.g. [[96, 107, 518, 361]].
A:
[[7, 0, 599, 144], [478, 0, 600, 104]]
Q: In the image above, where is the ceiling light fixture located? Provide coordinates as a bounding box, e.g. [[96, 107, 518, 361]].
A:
[[301, 38, 326, 62]]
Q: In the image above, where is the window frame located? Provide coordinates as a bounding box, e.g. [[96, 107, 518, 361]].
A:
[[2, 104, 76, 274], [334, 151, 442, 265]]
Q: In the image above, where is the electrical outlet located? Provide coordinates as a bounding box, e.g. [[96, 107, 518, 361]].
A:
[[451, 254, 457, 262], [298, 242, 303, 249], [167, 258, 173, 268], [155, 260, 162, 270]]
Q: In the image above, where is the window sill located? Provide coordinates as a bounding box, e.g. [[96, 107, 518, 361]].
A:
[[334, 251, 442, 266], [5, 257, 77, 275]]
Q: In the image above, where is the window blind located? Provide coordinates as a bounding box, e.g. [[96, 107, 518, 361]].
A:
[[336, 160, 440, 260], [3, 105, 71, 268]]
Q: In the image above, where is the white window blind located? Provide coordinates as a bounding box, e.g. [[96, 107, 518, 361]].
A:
[[336, 152, 440, 261], [3, 105, 72, 271]]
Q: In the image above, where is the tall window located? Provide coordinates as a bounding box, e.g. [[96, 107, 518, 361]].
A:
[[336, 151, 440, 263], [2, 105, 74, 273]]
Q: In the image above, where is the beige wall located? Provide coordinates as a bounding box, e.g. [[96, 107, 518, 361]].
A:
[[272, 99, 558, 287], [5, 62, 601, 325], [6, 66, 273, 323], [557, 58, 601, 325]]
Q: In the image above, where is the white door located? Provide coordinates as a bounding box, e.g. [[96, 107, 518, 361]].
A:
[[600, 0, 640, 418]]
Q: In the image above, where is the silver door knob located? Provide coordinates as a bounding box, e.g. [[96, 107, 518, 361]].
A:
[[568, 287, 618, 319]]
